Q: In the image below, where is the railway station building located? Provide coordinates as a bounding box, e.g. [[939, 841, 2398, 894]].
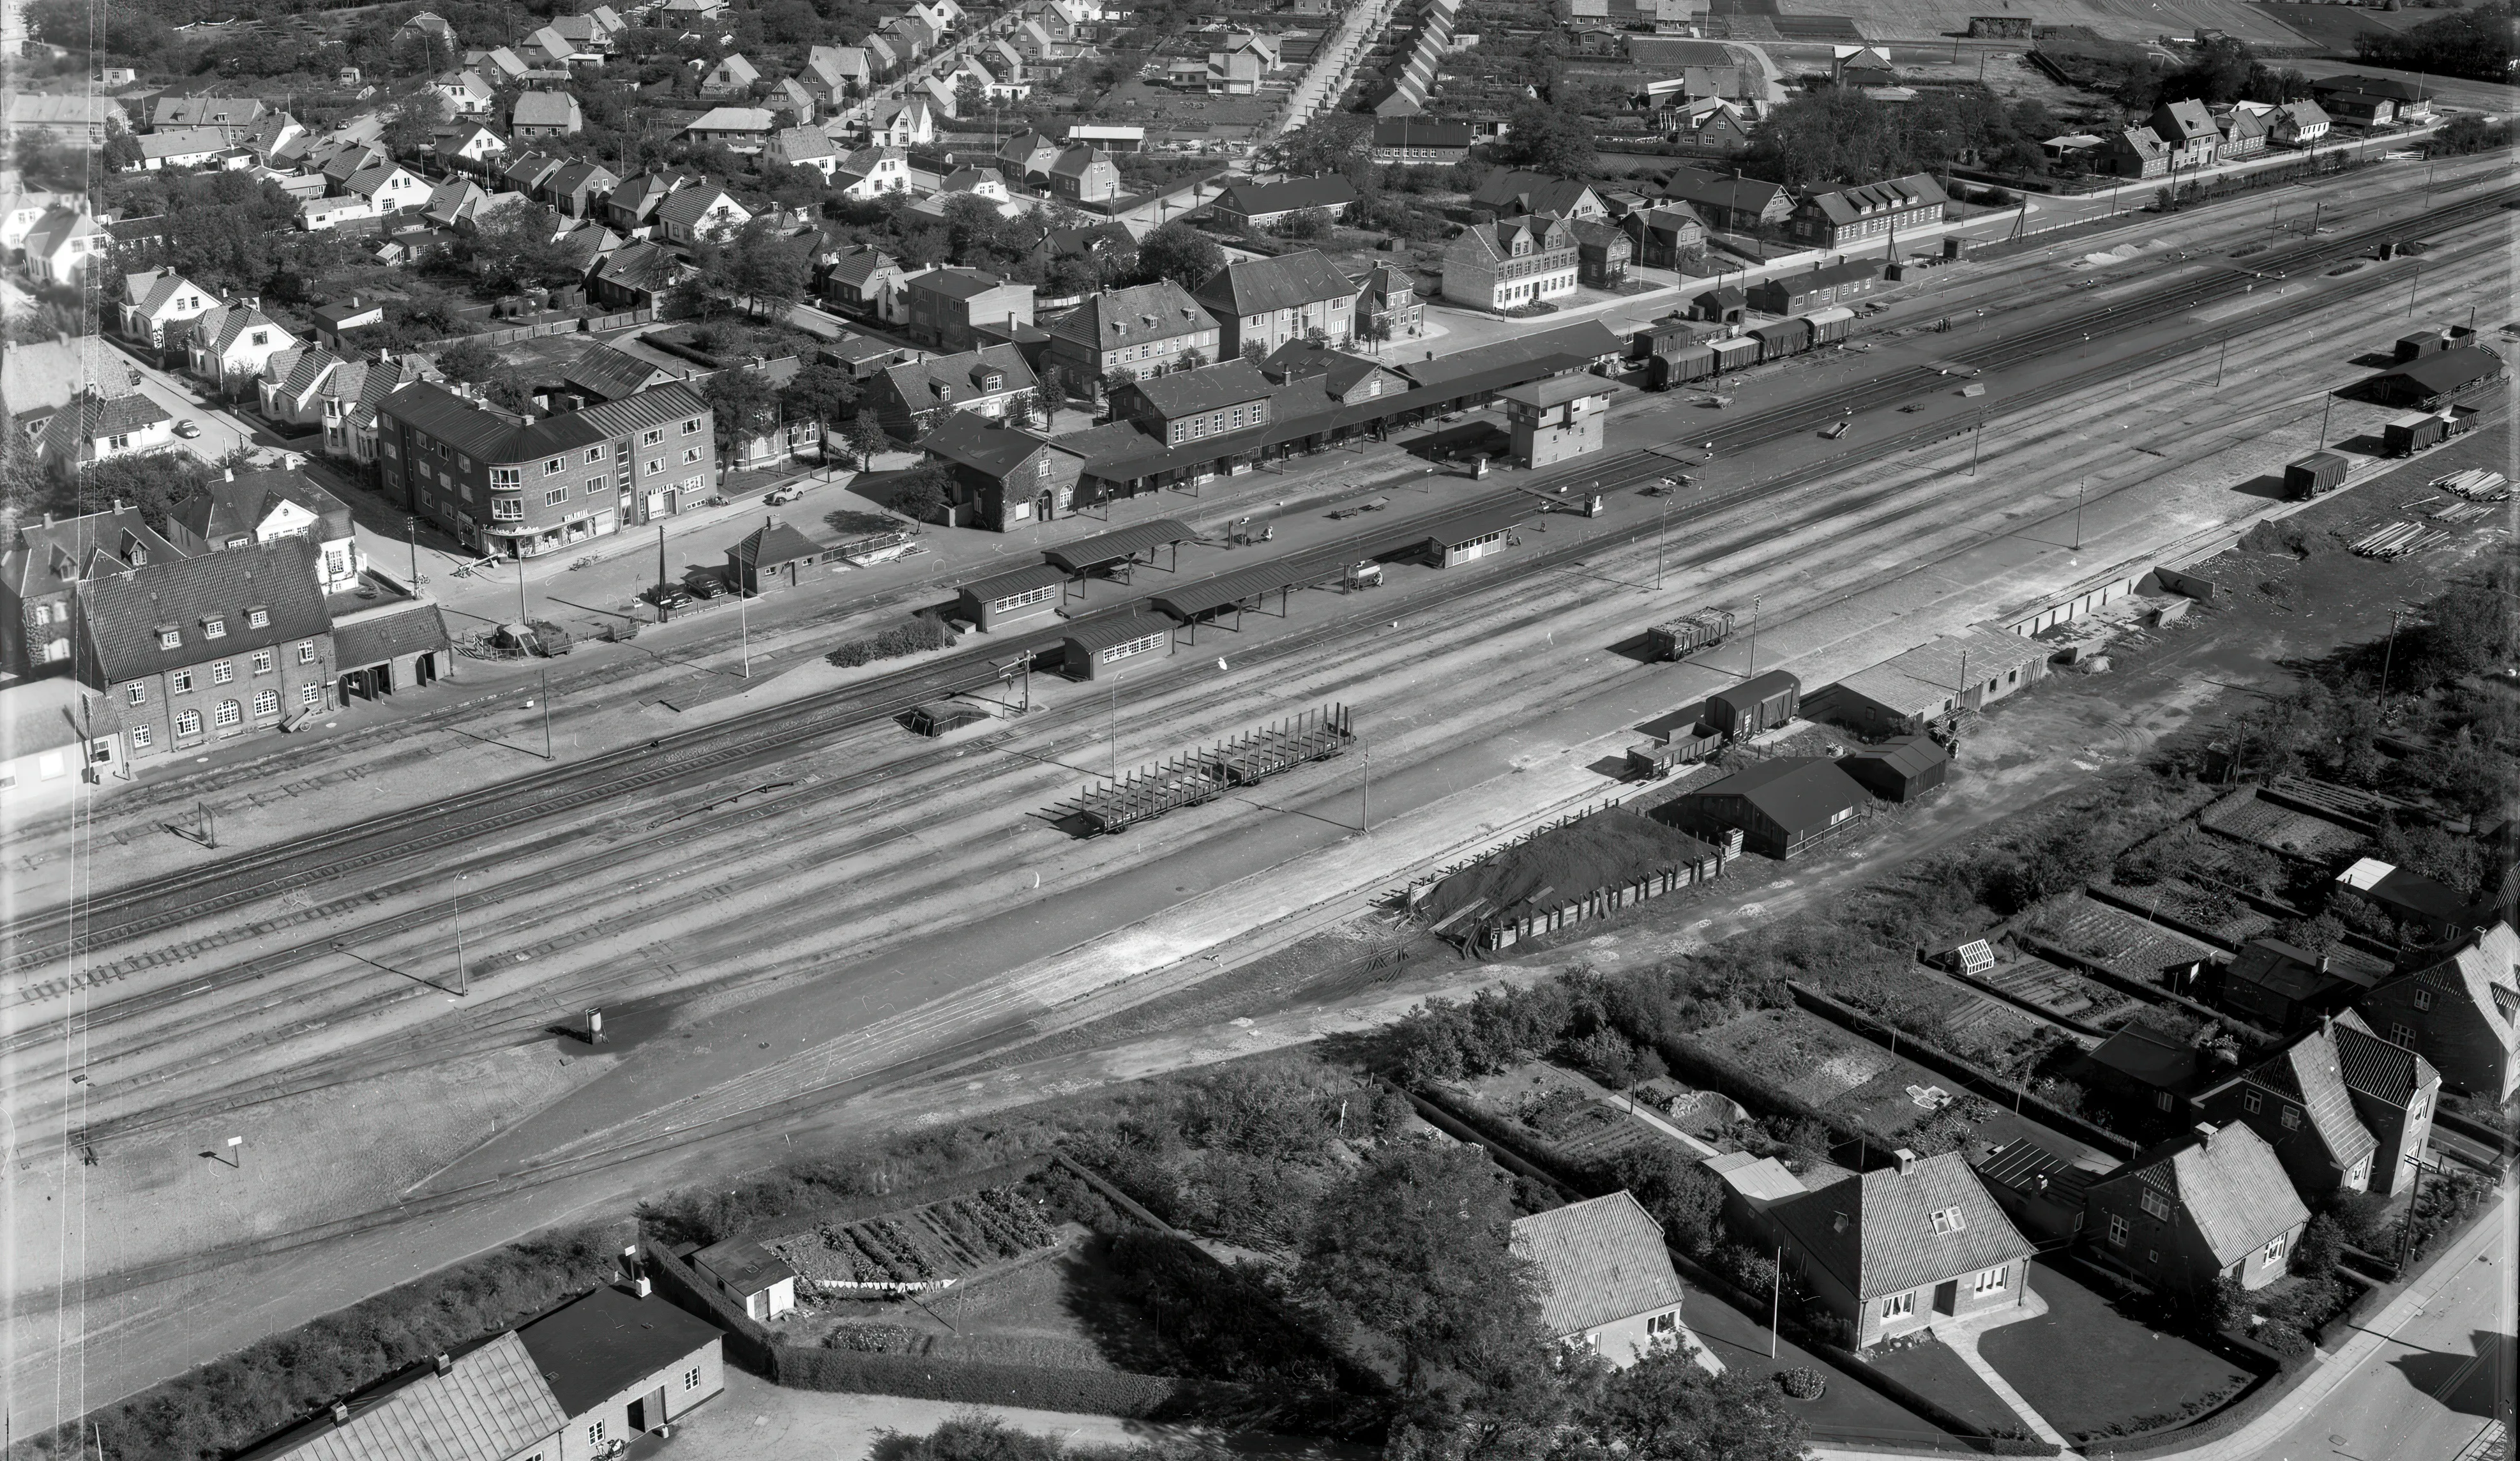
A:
[[1809, 625, 2047, 738], [958, 562, 1068, 631], [1062, 612, 1175, 679]]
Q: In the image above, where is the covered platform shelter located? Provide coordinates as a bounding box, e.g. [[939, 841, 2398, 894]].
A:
[[1151, 551, 1357, 641], [1042, 517, 1196, 591]]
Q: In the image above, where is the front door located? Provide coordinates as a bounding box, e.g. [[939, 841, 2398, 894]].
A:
[[1933, 1280, 1959, 1315], [627, 1386, 668, 1431], [1036, 490, 1053, 522]]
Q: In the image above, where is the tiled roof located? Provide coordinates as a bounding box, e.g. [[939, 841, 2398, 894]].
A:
[[1213, 174, 1357, 216], [45, 392, 171, 443], [75, 538, 333, 685], [825, 245, 898, 288], [1191, 249, 1358, 319], [728, 520, 824, 568], [1799, 172, 1947, 226], [1685, 756, 1867, 835], [921, 410, 1068, 478], [2332, 1010, 2440, 1104], [1509, 1192, 1686, 1340], [1124, 360, 1271, 420], [1470, 169, 1596, 218], [1373, 117, 1474, 147], [170, 467, 352, 547], [685, 106, 776, 133], [654, 187, 746, 228], [2378, 921, 2520, 1057], [564, 344, 679, 402], [381, 381, 705, 465], [333, 603, 451, 670], [596, 240, 685, 292], [2094, 1123, 2307, 1267], [2085, 1015, 2202, 1090], [229, 1332, 566, 1461], [1047, 144, 1109, 179], [2155, 98, 2219, 143], [879, 344, 1036, 409], [1, 507, 181, 598], [1770, 1152, 2028, 1299], [1049, 280, 1214, 352], [912, 266, 1016, 301], [1658, 165, 1787, 215], [2215, 1027, 2378, 1172]]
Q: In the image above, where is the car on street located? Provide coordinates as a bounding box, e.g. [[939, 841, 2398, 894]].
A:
[[649, 586, 695, 610], [764, 486, 803, 505], [690, 575, 726, 600], [172, 419, 201, 438]]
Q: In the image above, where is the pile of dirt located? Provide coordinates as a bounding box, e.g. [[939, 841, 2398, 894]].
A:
[[1417, 810, 1717, 930]]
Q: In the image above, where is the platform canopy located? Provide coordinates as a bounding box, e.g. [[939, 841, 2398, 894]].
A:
[[1042, 517, 1197, 575]]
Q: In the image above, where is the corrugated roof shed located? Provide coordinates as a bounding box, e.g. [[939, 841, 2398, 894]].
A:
[[229, 1332, 566, 1461]]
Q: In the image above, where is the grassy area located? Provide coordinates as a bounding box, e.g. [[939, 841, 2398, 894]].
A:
[[1864, 1336, 2026, 1439], [1977, 1264, 2251, 1442]]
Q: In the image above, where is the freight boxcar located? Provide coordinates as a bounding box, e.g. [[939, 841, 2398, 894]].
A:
[[1709, 336, 1758, 372], [2284, 451, 2351, 499], [1801, 306, 1855, 344], [1650, 343, 1719, 390], [2381, 411, 2448, 456], [1751, 317, 1811, 361]]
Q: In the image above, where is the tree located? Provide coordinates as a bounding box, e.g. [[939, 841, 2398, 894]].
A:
[[2160, 37, 2254, 106], [1279, 206, 1334, 239], [102, 120, 142, 174], [1610, 1147, 1724, 1257], [1495, 98, 1597, 177], [703, 369, 781, 451], [890, 462, 953, 522], [1565, 1349, 1808, 1461], [435, 337, 502, 384], [1300, 1147, 1564, 1455], [779, 363, 857, 430], [710, 219, 811, 321], [849, 416, 890, 469], [1131, 221, 1223, 289], [2358, 2, 2516, 82], [953, 73, 986, 122], [466, 200, 576, 293]]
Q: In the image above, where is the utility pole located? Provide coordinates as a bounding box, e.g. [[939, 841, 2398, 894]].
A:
[[1746, 593, 1762, 680], [1769, 1249, 1781, 1359], [2318, 391, 2334, 449], [656, 523, 668, 610], [2074, 481, 2086, 552], [1655, 478, 1672, 589], [407, 515, 421, 586], [1968, 414, 1984, 475], [1360, 734, 1370, 832], [453, 896, 469, 994], [2214, 337, 2228, 388], [2407, 266, 2420, 317], [1108, 672, 1120, 783]]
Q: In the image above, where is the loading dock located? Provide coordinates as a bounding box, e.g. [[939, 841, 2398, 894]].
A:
[[1062, 613, 1177, 679], [958, 563, 1069, 632]]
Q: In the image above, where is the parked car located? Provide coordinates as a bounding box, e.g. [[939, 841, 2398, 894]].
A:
[[172, 419, 201, 438], [690, 575, 726, 600], [649, 586, 695, 610], [764, 486, 803, 505]]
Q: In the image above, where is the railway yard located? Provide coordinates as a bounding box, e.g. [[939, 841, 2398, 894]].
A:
[[1, 151, 2514, 1433]]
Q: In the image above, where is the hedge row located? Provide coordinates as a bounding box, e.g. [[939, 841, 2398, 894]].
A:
[[771, 1347, 1195, 1415]]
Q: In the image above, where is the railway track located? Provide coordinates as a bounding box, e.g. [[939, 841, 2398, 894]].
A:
[[3, 185, 2507, 994]]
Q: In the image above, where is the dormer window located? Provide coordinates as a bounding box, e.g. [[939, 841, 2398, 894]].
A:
[[129, 545, 147, 566], [246, 607, 270, 628], [1928, 1206, 1965, 1236], [202, 616, 227, 639], [158, 627, 181, 650]]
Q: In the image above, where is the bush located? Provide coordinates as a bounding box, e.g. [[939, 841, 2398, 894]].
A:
[[1776, 1366, 1826, 1399], [829, 614, 958, 667], [1103, 1229, 1350, 1389]]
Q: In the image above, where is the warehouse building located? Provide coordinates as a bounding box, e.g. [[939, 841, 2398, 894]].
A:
[[1705, 669, 1799, 739], [2365, 346, 2503, 410], [1747, 261, 1880, 315], [1810, 626, 2048, 738], [1839, 734, 1949, 801], [1063, 613, 1175, 679], [1664, 757, 1871, 859]]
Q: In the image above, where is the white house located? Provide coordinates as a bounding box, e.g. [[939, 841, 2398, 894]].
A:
[[682, 106, 776, 150], [652, 186, 751, 245], [835, 146, 913, 199], [299, 195, 376, 231], [867, 95, 935, 146], [343, 162, 430, 213], [766, 126, 843, 177], [432, 70, 496, 116], [22, 208, 107, 283], [186, 301, 301, 398], [131, 126, 233, 170], [120, 269, 218, 349], [33, 391, 176, 467], [431, 121, 509, 169]]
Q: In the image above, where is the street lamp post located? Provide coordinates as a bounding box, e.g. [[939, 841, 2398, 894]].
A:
[[2074, 481, 2086, 552]]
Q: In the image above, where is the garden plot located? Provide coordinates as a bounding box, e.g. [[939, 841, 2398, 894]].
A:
[[1977, 952, 2139, 1028], [1696, 1008, 1996, 1153], [1447, 1062, 1675, 1173], [2096, 877, 2276, 946], [2030, 898, 2221, 981], [764, 1184, 1060, 1292], [2197, 789, 2371, 862]]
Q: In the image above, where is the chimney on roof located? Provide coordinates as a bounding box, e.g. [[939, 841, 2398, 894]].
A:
[[2032, 1172, 2049, 1194], [2194, 1123, 2217, 1141], [434, 1353, 453, 1376], [1894, 1147, 1917, 1176], [223, 467, 234, 481], [331, 1402, 351, 1426], [1830, 1210, 1848, 1233]]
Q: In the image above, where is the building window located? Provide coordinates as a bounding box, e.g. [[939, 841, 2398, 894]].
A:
[[683, 1366, 702, 1390], [2107, 1214, 2128, 1246], [2242, 1091, 2262, 1114], [132, 724, 153, 748], [1646, 1310, 1677, 1335], [214, 700, 242, 728], [491, 467, 520, 487], [546, 487, 570, 506], [683, 417, 703, 434], [2413, 988, 2433, 1011], [253, 689, 280, 717], [1973, 1266, 2007, 1294], [684, 447, 701, 464], [158, 628, 181, 650], [172, 669, 193, 693], [126, 684, 146, 706], [211, 662, 234, 685], [1928, 1206, 1966, 1236], [588, 1421, 605, 1446], [202, 616, 226, 639], [2261, 1234, 2285, 1264], [643, 428, 664, 445], [2154, 1090, 2175, 1112], [246, 607, 269, 628], [2280, 1106, 2301, 1130], [251, 649, 273, 674], [301, 683, 323, 707], [298, 642, 317, 664], [545, 457, 565, 474], [1880, 1292, 1915, 1319], [647, 459, 664, 476], [585, 446, 607, 463], [2390, 1023, 2416, 1045], [492, 499, 524, 521], [2140, 1191, 2171, 1221]]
